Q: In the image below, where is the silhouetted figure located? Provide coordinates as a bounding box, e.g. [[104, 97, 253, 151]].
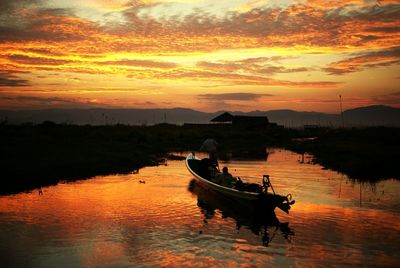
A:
[[218, 167, 237, 187], [199, 138, 218, 160], [38, 188, 43, 195], [235, 177, 244, 190], [200, 158, 219, 179], [188, 179, 294, 247]]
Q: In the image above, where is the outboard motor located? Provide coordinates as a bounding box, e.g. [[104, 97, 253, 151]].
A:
[[262, 175, 274, 194], [262, 175, 295, 214]]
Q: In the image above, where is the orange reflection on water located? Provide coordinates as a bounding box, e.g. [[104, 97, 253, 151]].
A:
[[0, 149, 399, 266], [287, 201, 400, 266]]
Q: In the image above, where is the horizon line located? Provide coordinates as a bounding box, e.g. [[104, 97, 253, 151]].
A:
[[0, 104, 397, 115]]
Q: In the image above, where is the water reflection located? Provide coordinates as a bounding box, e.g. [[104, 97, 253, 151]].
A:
[[188, 179, 294, 247], [220, 148, 269, 161], [0, 149, 399, 267]]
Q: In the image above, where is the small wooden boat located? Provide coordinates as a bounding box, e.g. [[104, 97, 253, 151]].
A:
[[188, 179, 294, 245], [185, 153, 295, 213]]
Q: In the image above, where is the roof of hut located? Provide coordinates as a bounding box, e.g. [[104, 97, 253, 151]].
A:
[[210, 112, 234, 122]]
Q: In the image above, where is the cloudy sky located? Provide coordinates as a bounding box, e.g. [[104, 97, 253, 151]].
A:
[[0, 0, 399, 112]]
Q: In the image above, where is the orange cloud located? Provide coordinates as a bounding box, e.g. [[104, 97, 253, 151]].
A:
[[154, 68, 340, 88], [0, 0, 399, 111], [1, 1, 399, 54], [99, 59, 178, 69], [324, 46, 400, 75], [197, 56, 309, 74]]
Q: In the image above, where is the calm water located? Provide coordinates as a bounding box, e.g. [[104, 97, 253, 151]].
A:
[[1, 149, 399, 267]]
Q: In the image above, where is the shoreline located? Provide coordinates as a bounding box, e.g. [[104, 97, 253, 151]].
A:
[[1, 123, 399, 195]]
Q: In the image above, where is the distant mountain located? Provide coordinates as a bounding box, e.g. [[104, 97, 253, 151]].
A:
[[214, 109, 339, 127], [342, 105, 400, 127], [0, 108, 217, 125], [265, 110, 338, 127], [0, 105, 399, 127]]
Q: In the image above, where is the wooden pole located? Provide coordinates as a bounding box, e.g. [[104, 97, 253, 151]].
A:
[[339, 95, 344, 128]]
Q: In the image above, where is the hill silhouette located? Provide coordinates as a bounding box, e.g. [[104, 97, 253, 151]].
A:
[[342, 105, 400, 127], [0, 105, 399, 127]]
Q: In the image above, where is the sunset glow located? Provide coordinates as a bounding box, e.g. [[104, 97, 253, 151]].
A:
[[0, 0, 399, 112]]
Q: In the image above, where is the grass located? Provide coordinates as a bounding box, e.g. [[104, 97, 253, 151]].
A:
[[288, 127, 400, 181], [0, 123, 292, 194]]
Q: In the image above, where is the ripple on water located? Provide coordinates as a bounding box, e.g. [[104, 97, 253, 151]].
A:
[[0, 150, 400, 267]]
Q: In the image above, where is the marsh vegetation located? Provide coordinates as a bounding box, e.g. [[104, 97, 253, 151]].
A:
[[1, 122, 399, 194]]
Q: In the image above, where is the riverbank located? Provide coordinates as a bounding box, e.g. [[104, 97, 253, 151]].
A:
[[0, 123, 293, 194], [288, 127, 400, 181], [1, 123, 399, 194]]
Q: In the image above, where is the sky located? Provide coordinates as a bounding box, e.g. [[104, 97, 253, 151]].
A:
[[0, 0, 399, 112]]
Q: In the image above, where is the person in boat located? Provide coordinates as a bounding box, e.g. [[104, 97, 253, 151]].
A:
[[200, 157, 219, 180], [234, 177, 244, 190], [218, 167, 237, 188], [199, 137, 219, 179], [199, 138, 218, 161]]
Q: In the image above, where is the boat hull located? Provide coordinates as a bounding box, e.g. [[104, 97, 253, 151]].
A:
[[186, 153, 262, 200], [185, 153, 294, 213]]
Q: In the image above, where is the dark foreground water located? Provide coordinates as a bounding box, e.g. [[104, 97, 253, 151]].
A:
[[1, 149, 399, 267]]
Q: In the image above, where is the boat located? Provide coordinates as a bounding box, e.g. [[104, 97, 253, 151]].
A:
[[188, 179, 294, 246], [185, 153, 295, 213]]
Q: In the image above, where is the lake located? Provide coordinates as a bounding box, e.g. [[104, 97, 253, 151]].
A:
[[0, 149, 399, 267]]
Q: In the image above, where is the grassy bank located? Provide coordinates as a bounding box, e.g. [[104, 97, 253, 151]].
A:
[[1, 123, 399, 194], [288, 127, 400, 181], [0, 123, 292, 194]]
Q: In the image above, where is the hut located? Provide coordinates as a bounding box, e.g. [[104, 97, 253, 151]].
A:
[[232, 115, 269, 126], [210, 112, 269, 127], [210, 112, 234, 123]]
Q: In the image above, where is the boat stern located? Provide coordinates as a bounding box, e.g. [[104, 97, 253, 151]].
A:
[[276, 195, 295, 214]]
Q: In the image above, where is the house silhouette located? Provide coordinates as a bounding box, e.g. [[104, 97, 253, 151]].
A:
[[211, 112, 270, 127]]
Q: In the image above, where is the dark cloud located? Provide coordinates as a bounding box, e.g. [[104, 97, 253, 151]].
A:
[[328, 3, 400, 22], [365, 26, 400, 33], [1, 1, 399, 53], [238, 56, 295, 63], [198, 93, 273, 101], [372, 91, 400, 105], [256, 66, 312, 74], [197, 61, 241, 72], [0, 94, 115, 109], [0, 71, 29, 87], [0, 0, 43, 15], [0, 94, 164, 109], [0, 6, 98, 43], [0, 95, 75, 103], [20, 48, 66, 56], [157, 3, 400, 48], [8, 54, 74, 65]]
